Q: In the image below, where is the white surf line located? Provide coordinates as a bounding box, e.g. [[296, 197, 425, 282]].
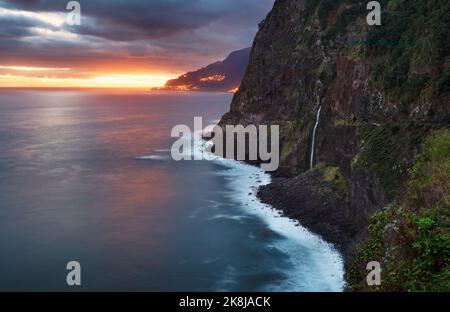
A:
[[136, 155, 168, 160], [196, 130, 345, 291]]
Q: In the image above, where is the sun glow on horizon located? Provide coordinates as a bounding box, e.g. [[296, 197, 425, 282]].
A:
[[0, 66, 179, 89], [0, 65, 72, 72]]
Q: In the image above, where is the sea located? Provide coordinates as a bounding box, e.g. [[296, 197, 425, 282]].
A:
[[0, 89, 344, 291]]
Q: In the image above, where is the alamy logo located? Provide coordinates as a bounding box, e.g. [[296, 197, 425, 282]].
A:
[[66, 1, 81, 26], [66, 261, 81, 286], [171, 117, 280, 172], [367, 1, 381, 26], [366, 261, 381, 286]]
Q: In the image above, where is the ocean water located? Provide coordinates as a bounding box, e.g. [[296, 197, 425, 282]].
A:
[[0, 89, 344, 291]]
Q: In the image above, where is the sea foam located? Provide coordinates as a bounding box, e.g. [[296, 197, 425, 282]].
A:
[[196, 131, 345, 291]]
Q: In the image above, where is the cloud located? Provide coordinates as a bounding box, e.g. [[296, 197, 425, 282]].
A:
[[2, 0, 272, 38], [0, 0, 274, 74]]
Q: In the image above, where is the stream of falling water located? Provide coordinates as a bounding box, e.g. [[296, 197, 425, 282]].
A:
[[310, 95, 321, 169]]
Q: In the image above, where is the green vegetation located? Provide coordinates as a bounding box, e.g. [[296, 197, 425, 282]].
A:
[[354, 121, 434, 201], [346, 210, 390, 291], [366, 0, 450, 115], [324, 3, 365, 40], [347, 129, 450, 291], [320, 165, 349, 196], [312, 61, 336, 84], [314, 0, 449, 117], [280, 117, 313, 165], [317, 0, 340, 28], [408, 130, 450, 208]]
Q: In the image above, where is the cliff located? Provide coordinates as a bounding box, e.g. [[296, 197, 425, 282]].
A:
[[219, 0, 450, 291], [157, 47, 251, 92]]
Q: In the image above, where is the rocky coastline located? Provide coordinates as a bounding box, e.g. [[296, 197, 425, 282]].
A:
[[219, 0, 450, 291]]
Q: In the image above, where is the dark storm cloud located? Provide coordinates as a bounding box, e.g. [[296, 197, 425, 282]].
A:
[[0, 0, 274, 71], [2, 0, 273, 40]]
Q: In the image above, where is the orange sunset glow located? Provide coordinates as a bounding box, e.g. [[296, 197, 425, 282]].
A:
[[0, 67, 178, 89], [0, 64, 180, 89], [0, 0, 272, 90]]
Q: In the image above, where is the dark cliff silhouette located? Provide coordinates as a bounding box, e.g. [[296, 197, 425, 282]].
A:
[[155, 47, 251, 92]]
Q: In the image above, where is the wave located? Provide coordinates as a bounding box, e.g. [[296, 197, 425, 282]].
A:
[[136, 149, 171, 161], [135, 155, 168, 160], [209, 214, 251, 222], [195, 130, 345, 291]]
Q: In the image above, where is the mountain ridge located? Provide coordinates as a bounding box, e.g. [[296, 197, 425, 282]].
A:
[[155, 47, 251, 92]]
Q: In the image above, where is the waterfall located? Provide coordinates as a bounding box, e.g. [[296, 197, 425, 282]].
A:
[[310, 97, 321, 170]]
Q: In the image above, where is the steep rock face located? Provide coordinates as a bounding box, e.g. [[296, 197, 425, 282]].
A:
[[222, 0, 449, 174], [219, 0, 450, 290]]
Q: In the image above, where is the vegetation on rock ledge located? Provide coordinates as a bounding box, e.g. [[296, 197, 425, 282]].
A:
[[347, 130, 450, 291]]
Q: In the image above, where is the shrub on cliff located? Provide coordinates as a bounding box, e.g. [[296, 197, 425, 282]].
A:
[[347, 129, 450, 291]]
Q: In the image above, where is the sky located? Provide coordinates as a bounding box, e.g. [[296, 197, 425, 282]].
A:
[[0, 0, 274, 88]]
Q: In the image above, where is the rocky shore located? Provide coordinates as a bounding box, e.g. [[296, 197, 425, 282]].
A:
[[257, 166, 385, 261]]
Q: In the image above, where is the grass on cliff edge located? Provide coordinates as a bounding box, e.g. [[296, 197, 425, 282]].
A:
[[347, 129, 450, 291]]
